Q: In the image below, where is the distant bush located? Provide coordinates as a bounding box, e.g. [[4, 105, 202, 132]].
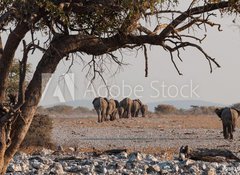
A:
[[74, 106, 93, 113], [155, 104, 178, 114], [232, 103, 240, 110], [154, 104, 217, 115], [22, 114, 53, 148], [46, 105, 74, 114], [188, 106, 216, 115]]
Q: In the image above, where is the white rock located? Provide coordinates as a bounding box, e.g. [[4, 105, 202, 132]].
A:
[[53, 162, 65, 174], [207, 167, 216, 175], [30, 159, 43, 169], [146, 154, 158, 162], [179, 153, 186, 161], [118, 152, 128, 159], [202, 163, 207, 170], [39, 148, 54, 156], [174, 165, 179, 172], [184, 159, 195, 166], [67, 147, 75, 152], [148, 164, 161, 172], [128, 152, 143, 162], [7, 163, 22, 172]]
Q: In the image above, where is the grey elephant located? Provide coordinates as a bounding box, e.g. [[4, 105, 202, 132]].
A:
[[131, 99, 142, 117], [141, 104, 148, 117], [215, 107, 240, 139], [92, 97, 108, 123], [118, 106, 124, 119], [119, 98, 133, 118], [106, 99, 118, 121]]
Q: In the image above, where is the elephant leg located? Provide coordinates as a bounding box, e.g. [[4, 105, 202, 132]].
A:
[[127, 107, 131, 118], [223, 124, 228, 139], [228, 124, 233, 140], [136, 110, 139, 117], [101, 109, 106, 122], [123, 110, 127, 118], [109, 114, 112, 121], [97, 110, 101, 123]]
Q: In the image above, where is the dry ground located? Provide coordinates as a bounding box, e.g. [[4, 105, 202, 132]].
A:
[[51, 114, 240, 156]]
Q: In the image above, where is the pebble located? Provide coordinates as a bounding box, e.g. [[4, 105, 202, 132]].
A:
[[5, 150, 240, 174]]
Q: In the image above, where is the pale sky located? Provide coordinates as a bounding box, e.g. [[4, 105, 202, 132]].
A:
[[2, 2, 240, 107]]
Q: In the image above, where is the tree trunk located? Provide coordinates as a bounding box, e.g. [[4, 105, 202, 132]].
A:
[[0, 36, 67, 174], [0, 23, 29, 101], [179, 145, 240, 162]]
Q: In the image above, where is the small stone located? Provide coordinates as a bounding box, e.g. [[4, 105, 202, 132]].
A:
[[39, 148, 53, 156], [146, 154, 158, 162], [7, 163, 22, 172], [118, 152, 128, 159], [211, 162, 219, 169], [179, 153, 186, 161], [53, 162, 64, 174], [189, 165, 200, 174], [184, 159, 195, 166], [67, 147, 75, 152], [207, 167, 216, 175], [148, 164, 161, 172], [30, 159, 43, 169], [128, 152, 143, 162], [174, 165, 179, 172], [202, 163, 207, 170]]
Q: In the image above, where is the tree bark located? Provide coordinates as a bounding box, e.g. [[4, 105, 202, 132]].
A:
[[0, 35, 70, 174], [179, 145, 240, 162], [0, 23, 29, 101]]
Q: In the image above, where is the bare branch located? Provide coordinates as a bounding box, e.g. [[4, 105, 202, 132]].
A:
[[143, 45, 149, 77]]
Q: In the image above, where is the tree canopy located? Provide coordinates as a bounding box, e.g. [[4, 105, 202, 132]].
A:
[[0, 0, 239, 174]]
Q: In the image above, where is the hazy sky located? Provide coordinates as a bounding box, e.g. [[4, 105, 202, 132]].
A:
[[2, 2, 240, 106]]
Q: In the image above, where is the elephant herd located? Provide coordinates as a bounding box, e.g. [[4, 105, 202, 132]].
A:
[[92, 97, 148, 123], [92, 97, 240, 140]]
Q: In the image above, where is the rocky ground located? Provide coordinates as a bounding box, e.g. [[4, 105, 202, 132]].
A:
[[8, 114, 240, 174], [7, 148, 240, 175]]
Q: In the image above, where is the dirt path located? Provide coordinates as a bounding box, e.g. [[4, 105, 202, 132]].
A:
[[51, 115, 240, 154]]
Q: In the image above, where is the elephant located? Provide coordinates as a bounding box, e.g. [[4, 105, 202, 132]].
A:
[[215, 107, 240, 139], [141, 104, 148, 117], [131, 99, 142, 117], [119, 98, 133, 118], [92, 97, 108, 123], [118, 107, 124, 119], [106, 99, 118, 121]]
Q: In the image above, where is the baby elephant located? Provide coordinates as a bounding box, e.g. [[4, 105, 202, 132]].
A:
[[215, 107, 240, 139]]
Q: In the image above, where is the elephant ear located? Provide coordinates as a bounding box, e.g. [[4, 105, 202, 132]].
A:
[[232, 107, 240, 116], [215, 108, 223, 118]]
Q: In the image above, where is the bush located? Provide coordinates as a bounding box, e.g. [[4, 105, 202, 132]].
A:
[[22, 114, 53, 148], [74, 106, 93, 113], [154, 104, 217, 115], [46, 105, 73, 114], [154, 104, 177, 114]]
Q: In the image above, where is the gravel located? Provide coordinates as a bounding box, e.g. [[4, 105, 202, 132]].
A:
[[6, 149, 240, 175]]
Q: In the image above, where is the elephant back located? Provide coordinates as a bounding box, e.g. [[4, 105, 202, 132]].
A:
[[134, 99, 143, 106], [120, 98, 133, 108], [221, 108, 233, 125], [92, 97, 108, 110]]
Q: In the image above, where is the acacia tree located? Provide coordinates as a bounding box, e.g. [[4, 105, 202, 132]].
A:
[[0, 0, 239, 173]]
